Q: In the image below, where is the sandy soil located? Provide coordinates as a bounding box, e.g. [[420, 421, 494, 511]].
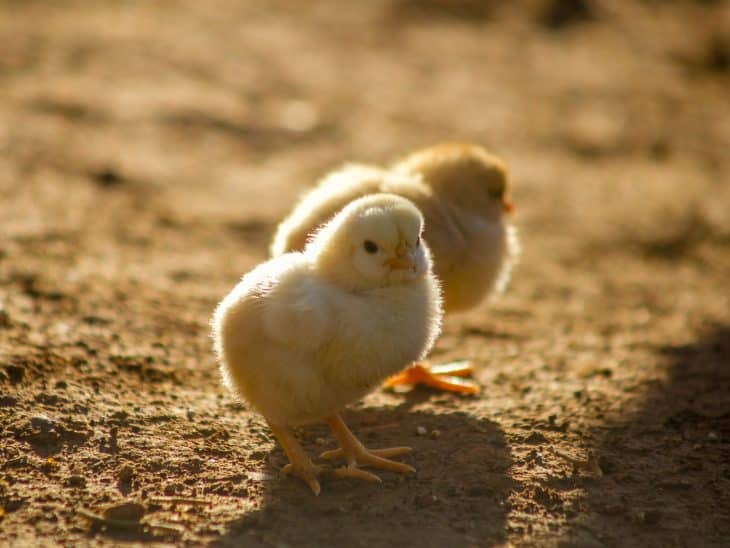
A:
[[1, 1, 729, 546]]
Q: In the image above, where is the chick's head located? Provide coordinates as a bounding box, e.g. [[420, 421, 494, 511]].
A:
[[308, 194, 430, 290], [395, 143, 514, 218]]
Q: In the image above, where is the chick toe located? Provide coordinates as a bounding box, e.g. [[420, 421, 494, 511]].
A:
[[330, 466, 382, 484], [324, 414, 416, 477], [383, 362, 480, 394], [427, 360, 474, 377], [320, 446, 411, 460], [268, 422, 323, 495]]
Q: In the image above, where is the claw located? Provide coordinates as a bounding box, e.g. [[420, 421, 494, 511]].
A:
[[281, 463, 322, 495]]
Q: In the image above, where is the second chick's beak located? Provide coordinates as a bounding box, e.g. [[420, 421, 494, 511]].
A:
[[502, 197, 515, 214]]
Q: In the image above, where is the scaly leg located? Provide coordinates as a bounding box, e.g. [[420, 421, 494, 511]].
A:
[[267, 420, 323, 495], [382, 360, 480, 394], [320, 413, 415, 483]]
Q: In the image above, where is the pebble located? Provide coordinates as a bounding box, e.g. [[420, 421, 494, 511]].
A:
[[0, 308, 10, 328], [0, 395, 18, 407], [103, 501, 145, 522], [524, 431, 547, 444], [118, 464, 135, 484], [416, 426, 427, 436], [67, 475, 86, 488]]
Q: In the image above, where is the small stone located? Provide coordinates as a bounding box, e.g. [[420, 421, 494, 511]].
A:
[[66, 475, 86, 488], [164, 482, 184, 496], [0, 308, 11, 328], [118, 464, 135, 484], [31, 415, 58, 431], [429, 429, 441, 440], [90, 167, 125, 187], [4, 365, 24, 384], [416, 426, 427, 436], [5, 499, 23, 512], [103, 501, 145, 522], [707, 432, 718, 441], [0, 395, 17, 407], [524, 431, 547, 444]]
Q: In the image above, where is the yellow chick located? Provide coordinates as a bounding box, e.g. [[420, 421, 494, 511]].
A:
[[212, 194, 442, 495], [270, 144, 519, 394]]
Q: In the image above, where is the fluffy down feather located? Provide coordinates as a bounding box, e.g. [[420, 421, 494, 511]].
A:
[[213, 193, 442, 426], [270, 144, 519, 314]]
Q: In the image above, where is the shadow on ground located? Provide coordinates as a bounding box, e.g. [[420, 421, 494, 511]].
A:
[[560, 325, 730, 547], [214, 404, 515, 547]]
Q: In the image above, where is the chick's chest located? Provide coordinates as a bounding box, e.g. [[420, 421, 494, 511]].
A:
[[319, 285, 432, 379]]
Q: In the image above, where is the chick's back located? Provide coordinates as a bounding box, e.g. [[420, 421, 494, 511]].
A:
[[270, 164, 431, 257]]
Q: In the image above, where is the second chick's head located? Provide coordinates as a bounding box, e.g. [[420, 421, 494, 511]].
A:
[[394, 143, 514, 217], [307, 194, 431, 290]]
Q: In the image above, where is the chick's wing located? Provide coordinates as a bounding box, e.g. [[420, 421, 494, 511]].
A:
[[257, 262, 334, 353]]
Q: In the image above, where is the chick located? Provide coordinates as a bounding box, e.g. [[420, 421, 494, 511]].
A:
[[270, 143, 519, 394], [212, 194, 442, 494]]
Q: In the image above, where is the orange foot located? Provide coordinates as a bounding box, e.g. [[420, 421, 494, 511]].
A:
[[383, 361, 479, 395]]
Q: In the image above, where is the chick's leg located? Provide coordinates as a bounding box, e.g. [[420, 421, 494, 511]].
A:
[[383, 361, 480, 395], [321, 413, 415, 483], [267, 421, 322, 495]]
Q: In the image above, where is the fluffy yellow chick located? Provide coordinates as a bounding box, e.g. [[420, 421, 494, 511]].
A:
[[212, 194, 442, 495], [270, 143, 519, 393]]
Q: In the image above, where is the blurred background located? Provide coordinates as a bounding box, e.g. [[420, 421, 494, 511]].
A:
[[1, 1, 728, 546]]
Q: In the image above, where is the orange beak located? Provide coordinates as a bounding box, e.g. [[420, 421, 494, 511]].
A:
[[384, 256, 416, 271], [502, 197, 515, 214]]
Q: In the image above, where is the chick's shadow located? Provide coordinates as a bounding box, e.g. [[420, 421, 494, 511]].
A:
[[558, 324, 730, 547], [215, 398, 515, 548]]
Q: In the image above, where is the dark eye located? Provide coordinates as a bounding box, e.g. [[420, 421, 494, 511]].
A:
[[415, 235, 421, 247], [488, 184, 505, 199], [363, 240, 378, 254]]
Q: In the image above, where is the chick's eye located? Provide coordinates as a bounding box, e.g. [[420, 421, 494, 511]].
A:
[[488, 185, 505, 199], [363, 240, 378, 254], [415, 235, 421, 247]]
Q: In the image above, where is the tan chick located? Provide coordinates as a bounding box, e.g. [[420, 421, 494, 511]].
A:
[[212, 194, 442, 495], [270, 143, 519, 394]]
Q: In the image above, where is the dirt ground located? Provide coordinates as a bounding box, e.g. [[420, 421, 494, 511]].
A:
[[1, 1, 729, 546]]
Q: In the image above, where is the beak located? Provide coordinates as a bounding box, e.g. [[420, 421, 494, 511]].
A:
[[384, 256, 416, 271], [502, 197, 515, 214]]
